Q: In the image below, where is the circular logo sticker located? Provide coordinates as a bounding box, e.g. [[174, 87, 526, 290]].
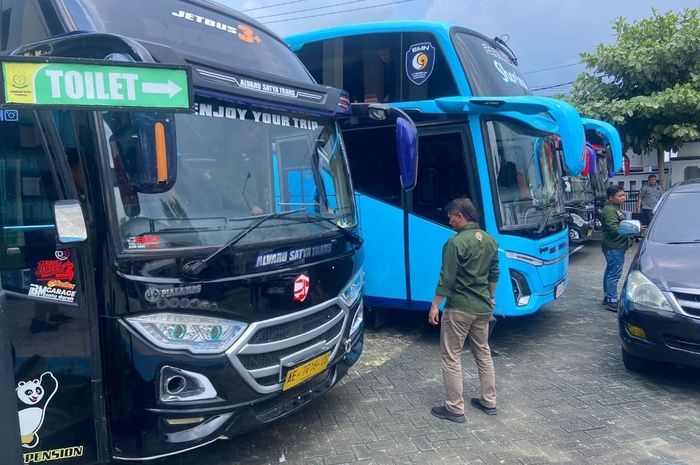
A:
[[475, 232, 484, 241]]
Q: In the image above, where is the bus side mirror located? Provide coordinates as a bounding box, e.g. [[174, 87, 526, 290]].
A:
[[54, 200, 87, 243], [109, 113, 177, 193], [396, 117, 418, 191]]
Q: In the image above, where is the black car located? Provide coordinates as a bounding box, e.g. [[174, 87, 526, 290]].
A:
[[619, 179, 700, 371]]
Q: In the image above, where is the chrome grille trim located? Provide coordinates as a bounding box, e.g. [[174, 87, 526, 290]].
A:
[[667, 288, 700, 319], [238, 308, 345, 354], [226, 298, 349, 394]]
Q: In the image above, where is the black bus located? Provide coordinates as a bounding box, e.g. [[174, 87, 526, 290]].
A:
[[0, 0, 416, 462]]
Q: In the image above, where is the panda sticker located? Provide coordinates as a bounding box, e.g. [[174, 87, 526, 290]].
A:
[[16, 372, 58, 449]]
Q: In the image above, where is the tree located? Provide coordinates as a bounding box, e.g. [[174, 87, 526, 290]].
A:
[[566, 8, 700, 185]]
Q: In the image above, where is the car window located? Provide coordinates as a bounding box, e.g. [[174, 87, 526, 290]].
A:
[[648, 191, 700, 243]]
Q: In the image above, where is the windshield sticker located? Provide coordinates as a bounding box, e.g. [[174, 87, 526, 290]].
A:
[[405, 42, 435, 86], [172, 10, 262, 45], [16, 372, 58, 449], [479, 42, 529, 91], [194, 102, 320, 130], [195, 68, 325, 104], [255, 242, 333, 268], [127, 235, 162, 250]]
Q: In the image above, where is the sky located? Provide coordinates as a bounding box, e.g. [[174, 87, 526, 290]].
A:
[[217, 0, 697, 96]]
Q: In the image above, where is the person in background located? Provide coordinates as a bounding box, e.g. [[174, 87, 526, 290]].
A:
[[636, 174, 664, 225], [428, 198, 500, 423], [602, 185, 630, 311]]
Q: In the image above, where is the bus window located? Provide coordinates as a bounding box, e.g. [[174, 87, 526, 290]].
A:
[[413, 131, 475, 224], [296, 32, 459, 104], [0, 111, 59, 293], [342, 126, 402, 208], [0, 0, 53, 53]]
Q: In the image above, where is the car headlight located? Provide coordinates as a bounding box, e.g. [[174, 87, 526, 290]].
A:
[[340, 269, 364, 307], [125, 313, 247, 354], [625, 271, 673, 312]]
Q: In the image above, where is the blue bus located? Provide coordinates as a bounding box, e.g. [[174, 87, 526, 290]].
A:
[[565, 119, 623, 243], [287, 22, 590, 317]]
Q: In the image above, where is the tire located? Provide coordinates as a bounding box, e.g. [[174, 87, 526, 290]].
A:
[[621, 347, 647, 373]]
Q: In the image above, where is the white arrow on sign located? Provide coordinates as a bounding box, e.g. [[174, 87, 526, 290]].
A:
[[141, 80, 182, 98]]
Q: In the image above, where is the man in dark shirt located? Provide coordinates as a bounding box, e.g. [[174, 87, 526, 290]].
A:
[[602, 185, 629, 311], [636, 174, 664, 225], [428, 198, 500, 423]]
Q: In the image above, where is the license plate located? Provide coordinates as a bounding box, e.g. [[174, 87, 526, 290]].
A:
[[555, 281, 566, 299], [283, 351, 330, 391]]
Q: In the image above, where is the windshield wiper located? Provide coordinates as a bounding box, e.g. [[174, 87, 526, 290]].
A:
[[304, 214, 363, 245], [181, 209, 306, 278]]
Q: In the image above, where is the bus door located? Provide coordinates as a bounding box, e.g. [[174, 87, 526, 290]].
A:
[[407, 126, 478, 308], [339, 107, 417, 309], [0, 109, 106, 464]]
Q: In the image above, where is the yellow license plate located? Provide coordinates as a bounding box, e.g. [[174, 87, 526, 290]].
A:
[[586, 229, 593, 237], [283, 351, 330, 391]]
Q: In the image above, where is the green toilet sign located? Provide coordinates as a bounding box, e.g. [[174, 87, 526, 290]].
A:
[[1, 57, 193, 111]]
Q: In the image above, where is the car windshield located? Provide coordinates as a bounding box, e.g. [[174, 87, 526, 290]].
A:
[[102, 98, 355, 250], [648, 191, 700, 244], [485, 118, 564, 230]]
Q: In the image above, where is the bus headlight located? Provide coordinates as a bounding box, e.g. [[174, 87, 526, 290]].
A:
[[625, 271, 673, 312], [349, 304, 364, 336], [340, 269, 364, 307], [125, 313, 247, 354]]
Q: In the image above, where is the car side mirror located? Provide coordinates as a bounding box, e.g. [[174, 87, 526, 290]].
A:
[[619, 219, 641, 237], [54, 200, 87, 243]]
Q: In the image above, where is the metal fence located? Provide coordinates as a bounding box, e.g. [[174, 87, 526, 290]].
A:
[[623, 190, 639, 213]]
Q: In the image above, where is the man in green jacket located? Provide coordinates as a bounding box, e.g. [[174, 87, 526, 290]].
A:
[[428, 198, 499, 423], [602, 185, 629, 311]]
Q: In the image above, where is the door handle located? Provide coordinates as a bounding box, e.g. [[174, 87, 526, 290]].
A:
[[6, 247, 20, 256]]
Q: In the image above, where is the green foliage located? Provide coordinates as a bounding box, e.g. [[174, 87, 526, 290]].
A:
[[566, 8, 700, 153]]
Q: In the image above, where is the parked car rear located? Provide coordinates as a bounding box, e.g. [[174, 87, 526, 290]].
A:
[[618, 179, 700, 371]]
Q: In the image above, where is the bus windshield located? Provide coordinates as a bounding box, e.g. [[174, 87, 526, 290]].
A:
[[452, 30, 530, 96], [485, 118, 564, 230], [102, 99, 356, 250], [590, 146, 612, 199], [64, 0, 311, 82]]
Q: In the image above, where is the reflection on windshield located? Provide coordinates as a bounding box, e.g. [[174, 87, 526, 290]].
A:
[[485, 119, 564, 230], [103, 99, 356, 250], [649, 192, 700, 244], [561, 142, 594, 205], [590, 144, 612, 199]]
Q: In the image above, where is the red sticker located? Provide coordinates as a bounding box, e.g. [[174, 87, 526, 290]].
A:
[[35, 260, 74, 282], [293, 274, 310, 302]]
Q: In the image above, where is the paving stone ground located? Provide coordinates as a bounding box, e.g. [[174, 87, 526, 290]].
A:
[[164, 239, 700, 465]]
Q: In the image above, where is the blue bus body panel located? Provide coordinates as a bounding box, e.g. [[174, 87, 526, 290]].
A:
[[582, 118, 623, 173], [356, 194, 407, 303], [406, 214, 455, 310]]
